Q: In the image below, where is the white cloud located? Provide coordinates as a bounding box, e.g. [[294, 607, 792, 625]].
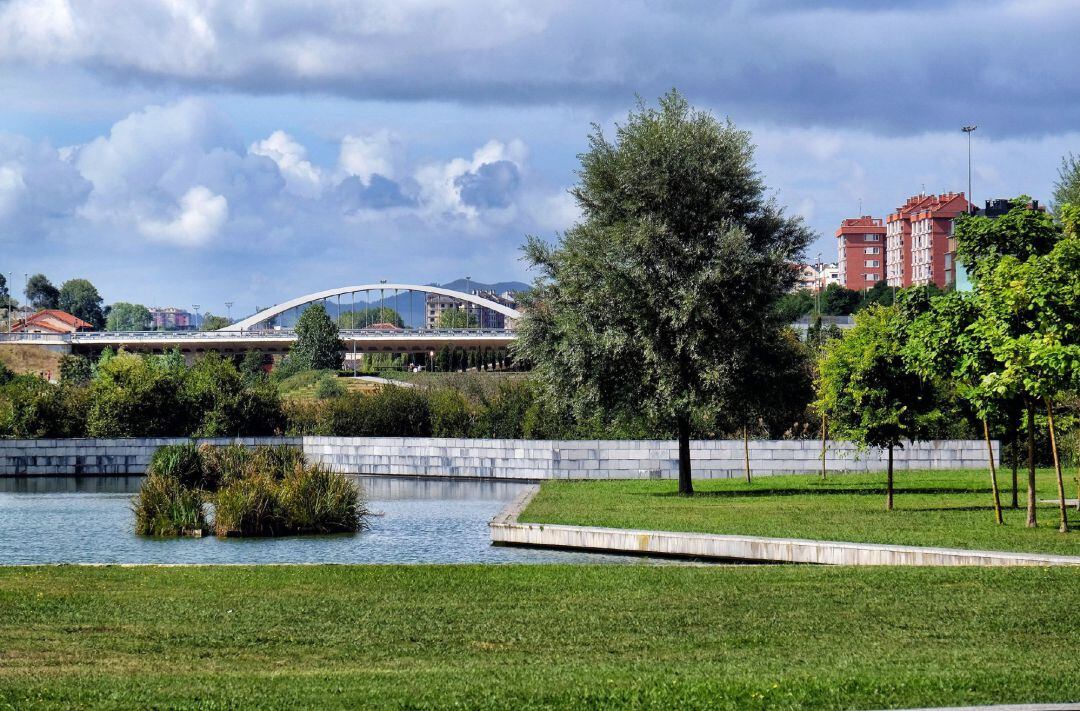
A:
[[138, 186, 228, 246], [338, 131, 397, 184], [249, 130, 323, 198]]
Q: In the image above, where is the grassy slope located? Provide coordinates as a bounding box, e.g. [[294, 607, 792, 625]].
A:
[[522, 469, 1080, 556], [2, 565, 1079, 709], [0, 344, 63, 377], [276, 370, 382, 401]]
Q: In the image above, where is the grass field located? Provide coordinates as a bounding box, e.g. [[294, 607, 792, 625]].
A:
[[521, 468, 1080, 556], [276, 370, 383, 401], [1, 565, 1079, 709]]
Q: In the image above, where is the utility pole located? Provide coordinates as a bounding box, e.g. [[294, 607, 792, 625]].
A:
[[962, 125, 977, 214], [815, 252, 822, 317], [225, 302, 233, 322]]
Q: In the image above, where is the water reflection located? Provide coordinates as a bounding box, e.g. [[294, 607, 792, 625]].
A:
[[0, 475, 661, 566]]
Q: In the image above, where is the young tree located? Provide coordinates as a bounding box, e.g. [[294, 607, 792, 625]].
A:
[[817, 304, 944, 510], [905, 291, 1006, 524], [105, 302, 151, 331], [59, 278, 105, 329], [517, 91, 811, 495], [975, 235, 1080, 533], [25, 274, 60, 310], [291, 303, 344, 371]]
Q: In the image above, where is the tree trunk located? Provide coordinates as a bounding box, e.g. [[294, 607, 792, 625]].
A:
[[820, 414, 827, 481], [677, 413, 693, 496], [1044, 398, 1069, 534], [1010, 410, 1020, 510], [1026, 401, 1037, 528], [743, 426, 751, 484], [886, 444, 894, 511], [983, 419, 1004, 525]]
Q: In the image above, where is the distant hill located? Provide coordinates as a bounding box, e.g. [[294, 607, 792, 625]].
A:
[[436, 278, 530, 295]]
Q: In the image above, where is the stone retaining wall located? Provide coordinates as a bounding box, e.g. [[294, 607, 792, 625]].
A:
[[0, 436, 995, 478]]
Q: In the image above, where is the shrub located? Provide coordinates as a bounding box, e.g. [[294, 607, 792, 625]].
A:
[[133, 471, 207, 536], [315, 374, 346, 400], [146, 443, 205, 490], [213, 473, 284, 537], [429, 388, 476, 437], [278, 465, 365, 534], [198, 443, 254, 490], [59, 354, 92, 385], [251, 444, 307, 479], [88, 352, 186, 437]]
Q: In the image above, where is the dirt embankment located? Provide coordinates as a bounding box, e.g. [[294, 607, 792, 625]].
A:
[[0, 344, 65, 379]]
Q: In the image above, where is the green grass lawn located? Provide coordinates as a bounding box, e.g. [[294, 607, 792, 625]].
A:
[[2, 565, 1080, 709], [521, 468, 1080, 556]]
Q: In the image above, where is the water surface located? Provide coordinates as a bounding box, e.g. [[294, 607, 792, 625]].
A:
[[0, 475, 650, 565]]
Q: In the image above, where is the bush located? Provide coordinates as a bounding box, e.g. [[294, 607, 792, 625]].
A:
[[429, 388, 476, 437], [133, 471, 207, 536], [315, 374, 346, 400], [146, 443, 206, 490], [278, 465, 365, 534], [213, 473, 284, 537], [198, 443, 254, 490]]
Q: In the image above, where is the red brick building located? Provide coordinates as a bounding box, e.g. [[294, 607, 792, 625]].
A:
[[885, 193, 972, 288], [835, 216, 886, 290]]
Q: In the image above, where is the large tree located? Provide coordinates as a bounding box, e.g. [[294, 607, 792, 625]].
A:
[[199, 314, 232, 331], [339, 307, 404, 329], [25, 274, 60, 310], [516, 91, 811, 495], [106, 302, 151, 331], [291, 303, 344, 371], [59, 278, 105, 329]]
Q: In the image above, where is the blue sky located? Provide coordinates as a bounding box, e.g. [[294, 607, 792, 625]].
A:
[[1, 0, 1078, 317]]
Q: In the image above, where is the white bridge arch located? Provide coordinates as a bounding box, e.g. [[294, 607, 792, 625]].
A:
[[223, 283, 522, 332]]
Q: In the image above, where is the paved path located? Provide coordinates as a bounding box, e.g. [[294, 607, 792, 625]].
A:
[[492, 486, 1080, 566]]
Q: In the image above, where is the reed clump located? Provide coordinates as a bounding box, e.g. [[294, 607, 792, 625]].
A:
[[133, 443, 366, 537]]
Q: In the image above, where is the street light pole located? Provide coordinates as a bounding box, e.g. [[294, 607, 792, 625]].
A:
[[225, 302, 233, 323], [962, 125, 977, 214], [192, 304, 200, 331]]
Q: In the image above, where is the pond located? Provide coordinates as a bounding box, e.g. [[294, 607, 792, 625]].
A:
[[0, 476, 654, 565]]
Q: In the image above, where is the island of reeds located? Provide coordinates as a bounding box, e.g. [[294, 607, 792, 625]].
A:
[[133, 443, 367, 537]]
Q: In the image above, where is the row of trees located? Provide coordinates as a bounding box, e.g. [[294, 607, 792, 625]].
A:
[[819, 200, 1080, 532]]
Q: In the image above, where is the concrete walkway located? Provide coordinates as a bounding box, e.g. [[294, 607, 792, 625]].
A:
[[491, 486, 1080, 566]]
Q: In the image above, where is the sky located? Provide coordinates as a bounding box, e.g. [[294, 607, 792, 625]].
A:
[[1, 0, 1079, 317]]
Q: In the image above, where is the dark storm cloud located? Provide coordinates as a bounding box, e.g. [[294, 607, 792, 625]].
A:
[[2, 0, 1078, 136], [454, 161, 521, 209], [333, 175, 416, 213]]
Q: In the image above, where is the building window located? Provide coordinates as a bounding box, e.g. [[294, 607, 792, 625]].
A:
[[864, 246, 880, 254], [865, 234, 881, 241], [864, 260, 879, 268]]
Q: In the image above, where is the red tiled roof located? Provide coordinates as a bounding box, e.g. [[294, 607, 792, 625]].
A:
[[12, 309, 94, 333]]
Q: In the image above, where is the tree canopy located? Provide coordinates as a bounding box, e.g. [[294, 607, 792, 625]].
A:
[[106, 302, 151, 331], [25, 274, 60, 310], [953, 198, 1060, 282], [291, 303, 344, 371], [59, 279, 105, 329], [339, 307, 404, 329], [199, 314, 232, 331], [438, 307, 477, 328], [1053, 153, 1080, 213], [516, 90, 811, 494]]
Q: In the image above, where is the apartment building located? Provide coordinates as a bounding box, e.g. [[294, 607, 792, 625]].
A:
[[835, 216, 886, 290]]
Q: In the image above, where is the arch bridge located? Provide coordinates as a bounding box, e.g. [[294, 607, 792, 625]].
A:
[[0, 283, 522, 361]]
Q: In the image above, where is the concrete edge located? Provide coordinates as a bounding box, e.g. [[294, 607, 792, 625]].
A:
[[490, 486, 1080, 567]]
